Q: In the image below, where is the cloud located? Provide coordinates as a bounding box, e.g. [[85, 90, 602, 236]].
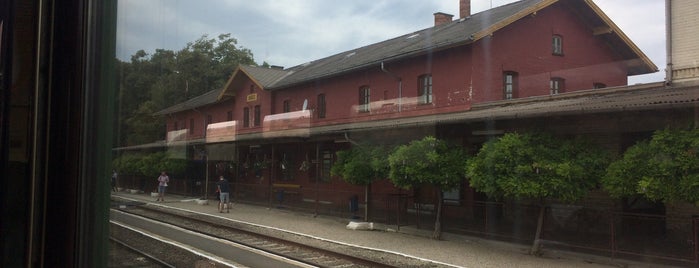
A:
[[116, 0, 666, 83]]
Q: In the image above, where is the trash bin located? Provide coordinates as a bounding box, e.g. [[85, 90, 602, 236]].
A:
[[276, 189, 284, 203], [349, 195, 359, 213]]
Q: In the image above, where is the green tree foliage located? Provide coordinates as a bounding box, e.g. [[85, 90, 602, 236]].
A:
[[602, 128, 699, 204], [331, 146, 390, 185], [331, 146, 391, 220], [113, 152, 187, 178], [388, 136, 466, 239], [116, 33, 256, 147], [465, 132, 608, 255]]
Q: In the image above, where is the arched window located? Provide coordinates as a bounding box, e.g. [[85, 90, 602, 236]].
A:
[[253, 105, 261, 126], [243, 107, 250, 127]]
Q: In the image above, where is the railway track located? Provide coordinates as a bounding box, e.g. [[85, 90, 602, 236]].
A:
[[109, 200, 416, 267], [109, 236, 176, 267]]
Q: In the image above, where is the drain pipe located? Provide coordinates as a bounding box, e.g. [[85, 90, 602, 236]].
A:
[[344, 132, 360, 146], [381, 62, 402, 112], [665, 0, 673, 86]]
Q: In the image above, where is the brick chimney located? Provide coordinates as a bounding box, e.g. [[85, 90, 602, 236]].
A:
[[434, 12, 454, 26], [460, 0, 471, 18]]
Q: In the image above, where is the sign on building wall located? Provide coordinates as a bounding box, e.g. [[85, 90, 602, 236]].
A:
[[246, 93, 257, 102]]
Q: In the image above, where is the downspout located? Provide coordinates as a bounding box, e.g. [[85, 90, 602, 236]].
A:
[[192, 107, 209, 198], [665, 0, 672, 86], [343, 132, 360, 146], [381, 62, 402, 112]]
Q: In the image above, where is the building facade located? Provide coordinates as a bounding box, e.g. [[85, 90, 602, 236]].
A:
[[154, 0, 658, 212], [136, 0, 699, 263]]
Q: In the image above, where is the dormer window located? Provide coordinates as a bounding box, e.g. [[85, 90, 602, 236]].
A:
[[552, 35, 563, 55]]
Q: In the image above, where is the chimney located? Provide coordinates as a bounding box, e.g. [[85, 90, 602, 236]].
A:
[[460, 0, 471, 18], [434, 12, 454, 26]]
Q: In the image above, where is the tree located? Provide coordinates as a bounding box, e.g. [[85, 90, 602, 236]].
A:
[[388, 136, 466, 239], [331, 146, 391, 221], [113, 151, 187, 178], [116, 33, 257, 147], [465, 132, 608, 255], [602, 128, 699, 204]]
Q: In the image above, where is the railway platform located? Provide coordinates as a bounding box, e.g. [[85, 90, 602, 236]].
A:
[[111, 191, 671, 268]]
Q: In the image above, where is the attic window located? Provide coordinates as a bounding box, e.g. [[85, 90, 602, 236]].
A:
[[249, 85, 255, 93], [345, 52, 356, 58], [406, 33, 420, 39]]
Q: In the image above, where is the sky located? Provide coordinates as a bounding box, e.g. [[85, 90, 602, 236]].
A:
[[116, 0, 666, 84]]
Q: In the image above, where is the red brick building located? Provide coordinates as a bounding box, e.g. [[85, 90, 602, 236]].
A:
[[155, 0, 655, 195], [141, 0, 699, 263]]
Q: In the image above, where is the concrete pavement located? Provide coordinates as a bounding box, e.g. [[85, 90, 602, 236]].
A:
[[111, 190, 677, 268]]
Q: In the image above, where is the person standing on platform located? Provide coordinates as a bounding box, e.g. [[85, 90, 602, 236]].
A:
[[217, 175, 231, 213], [111, 170, 118, 192], [156, 171, 169, 202]]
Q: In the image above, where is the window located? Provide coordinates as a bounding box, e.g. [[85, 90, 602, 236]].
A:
[[227, 111, 233, 121], [593, 82, 607, 89], [173, 121, 178, 130], [550, 77, 565, 95], [249, 85, 255, 93], [320, 150, 333, 182], [317, 94, 326, 118], [254, 105, 261, 126], [552, 35, 563, 55], [243, 107, 250, 127], [503, 71, 518, 100], [418, 74, 433, 104], [205, 115, 212, 133], [359, 86, 370, 112], [283, 100, 290, 113]]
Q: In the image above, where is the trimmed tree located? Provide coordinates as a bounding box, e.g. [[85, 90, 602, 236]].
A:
[[602, 128, 699, 204], [465, 132, 609, 255], [331, 146, 390, 221], [388, 136, 466, 239]]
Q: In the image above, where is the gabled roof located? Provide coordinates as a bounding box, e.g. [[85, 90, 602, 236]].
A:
[[175, 0, 658, 113], [218, 65, 291, 100], [256, 0, 656, 90], [154, 89, 222, 115]]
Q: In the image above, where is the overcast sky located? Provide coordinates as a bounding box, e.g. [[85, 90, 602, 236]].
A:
[[116, 0, 666, 84]]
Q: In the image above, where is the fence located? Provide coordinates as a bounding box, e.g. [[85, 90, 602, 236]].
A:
[[115, 176, 699, 265]]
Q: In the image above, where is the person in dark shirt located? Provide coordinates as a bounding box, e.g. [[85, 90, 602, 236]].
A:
[[111, 170, 118, 192], [216, 176, 231, 213]]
